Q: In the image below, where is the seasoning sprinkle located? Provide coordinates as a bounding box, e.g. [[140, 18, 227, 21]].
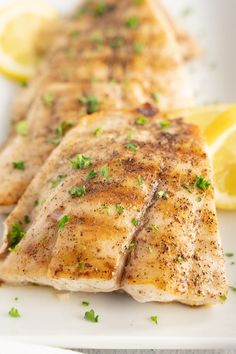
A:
[[69, 185, 87, 197], [12, 161, 25, 170], [70, 154, 92, 169]]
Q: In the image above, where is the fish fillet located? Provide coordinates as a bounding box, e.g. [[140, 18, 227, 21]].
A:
[[0, 107, 227, 305]]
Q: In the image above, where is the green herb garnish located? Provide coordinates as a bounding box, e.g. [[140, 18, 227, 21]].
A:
[[94, 2, 107, 17], [157, 190, 168, 199], [230, 286, 236, 292], [129, 241, 137, 250], [182, 182, 193, 194], [8, 223, 25, 251], [220, 294, 227, 302], [176, 256, 184, 264], [131, 218, 139, 226], [23, 215, 30, 224], [84, 309, 99, 322], [42, 92, 55, 107], [115, 204, 124, 215], [82, 301, 90, 306], [126, 131, 133, 141], [133, 41, 144, 54], [58, 215, 70, 230], [135, 115, 149, 125], [69, 185, 87, 197], [78, 262, 88, 270], [125, 16, 139, 29], [50, 175, 67, 188], [47, 137, 61, 145], [100, 164, 109, 181], [150, 224, 159, 232], [55, 121, 73, 136], [93, 127, 103, 137], [12, 160, 25, 170], [225, 252, 234, 257], [137, 175, 143, 186], [195, 176, 211, 191], [87, 169, 97, 180], [70, 154, 92, 169], [125, 143, 138, 152], [8, 307, 20, 318], [160, 120, 170, 129], [110, 38, 124, 49], [151, 92, 160, 103], [16, 121, 28, 136], [150, 315, 158, 325]]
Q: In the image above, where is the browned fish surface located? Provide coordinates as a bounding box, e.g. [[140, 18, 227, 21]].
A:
[[12, 0, 193, 123], [0, 108, 227, 305]]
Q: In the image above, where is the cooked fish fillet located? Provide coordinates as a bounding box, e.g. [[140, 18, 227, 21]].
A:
[[0, 108, 227, 305], [12, 0, 193, 123], [0, 81, 153, 212]]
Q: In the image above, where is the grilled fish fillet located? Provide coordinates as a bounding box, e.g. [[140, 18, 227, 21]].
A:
[[12, 0, 193, 123], [0, 82, 155, 212], [0, 107, 227, 305]]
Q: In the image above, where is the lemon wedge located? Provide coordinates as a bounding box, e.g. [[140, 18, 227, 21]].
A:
[[205, 106, 236, 210], [0, 0, 58, 81], [168, 104, 236, 210]]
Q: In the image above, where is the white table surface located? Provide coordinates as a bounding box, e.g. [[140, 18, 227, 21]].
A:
[[76, 351, 236, 354]]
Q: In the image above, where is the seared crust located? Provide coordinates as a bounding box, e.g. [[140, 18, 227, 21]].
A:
[[0, 108, 227, 305]]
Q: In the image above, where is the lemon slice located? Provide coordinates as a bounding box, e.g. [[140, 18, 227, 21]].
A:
[[0, 0, 58, 81], [205, 106, 236, 210]]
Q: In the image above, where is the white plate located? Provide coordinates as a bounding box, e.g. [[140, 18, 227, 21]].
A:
[[0, 0, 236, 350]]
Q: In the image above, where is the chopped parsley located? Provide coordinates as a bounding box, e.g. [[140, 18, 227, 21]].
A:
[[133, 41, 144, 54], [125, 143, 138, 152], [126, 131, 133, 141], [23, 215, 30, 224], [151, 92, 160, 103], [220, 294, 227, 302], [115, 204, 124, 215], [58, 215, 70, 230], [150, 224, 159, 232], [84, 309, 99, 323], [137, 175, 143, 186], [160, 120, 170, 129], [8, 307, 20, 318], [196, 196, 202, 202], [147, 245, 153, 254], [70, 154, 92, 169], [69, 185, 87, 197], [47, 137, 61, 145], [78, 262, 89, 270], [110, 38, 124, 49], [150, 315, 158, 325], [230, 286, 236, 292], [14, 297, 18, 301], [42, 92, 55, 107], [50, 175, 67, 188], [225, 252, 234, 257], [176, 256, 184, 264], [131, 218, 139, 226], [12, 160, 25, 170], [125, 16, 139, 29], [129, 241, 137, 250], [195, 175, 211, 191], [157, 190, 168, 199], [93, 127, 103, 137], [87, 169, 97, 180], [16, 121, 28, 136], [8, 222, 25, 251], [94, 2, 107, 17], [135, 115, 149, 125], [55, 121, 73, 136], [182, 182, 193, 194], [82, 300, 90, 306], [79, 95, 100, 114], [100, 164, 109, 181]]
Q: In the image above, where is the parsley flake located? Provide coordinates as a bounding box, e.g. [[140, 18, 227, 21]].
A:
[[79, 95, 100, 114], [58, 215, 70, 230], [135, 115, 149, 125], [69, 185, 87, 197], [176, 256, 184, 264], [129, 241, 137, 250], [230, 286, 236, 292], [70, 154, 92, 169], [157, 190, 168, 199], [151, 92, 160, 103], [131, 218, 139, 226], [55, 121, 73, 136], [93, 128, 103, 137], [160, 120, 170, 129], [16, 121, 28, 136], [225, 252, 234, 257], [125, 143, 138, 152], [126, 131, 133, 141], [220, 294, 227, 302], [50, 175, 67, 188], [150, 315, 158, 325], [82, 300, 90, 306], [84, 309, 99, 323], [87, 169, 97, 180], [23, 215, 30, 224], [115, 204, 124, 215], [78, 262, 89, 270], [42, 92, 55, 107], [12, 161, 25, 170], [125, 16, 139, 29], [137, 175, 143, 186], [94, 2, 107, 17], [8, 307, 20, 318], [47, 137, 61, 145], [8, 223, 25, 251], [100, 164, 109, 181], [182, 182, 193, 194], [195, 176, 211, 191], [133, 41, 144, 54], [150, 224, 159, 232]]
